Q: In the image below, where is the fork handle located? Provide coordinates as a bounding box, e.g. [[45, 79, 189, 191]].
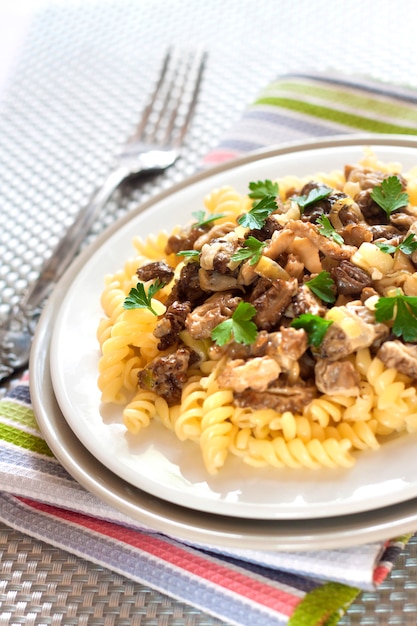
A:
[[21, 166, 129, 312]]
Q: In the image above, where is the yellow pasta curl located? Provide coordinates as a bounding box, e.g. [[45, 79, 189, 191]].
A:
[[244, 436, 354, 469], [175, 377, 206, 441], [98, 307, 161, 403], [203, 186, 251, 221], [133, 231, 177, 264], [200, 382, 235, 474], [97, 155, 417, 475], [100, 281, 126, 324], [123, 390, 159, 433]]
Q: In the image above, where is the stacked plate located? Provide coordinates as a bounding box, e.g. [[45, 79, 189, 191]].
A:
[[32, 135, 417, 551]]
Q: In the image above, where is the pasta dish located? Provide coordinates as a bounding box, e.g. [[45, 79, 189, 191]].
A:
[[97, 149, 417, 474]]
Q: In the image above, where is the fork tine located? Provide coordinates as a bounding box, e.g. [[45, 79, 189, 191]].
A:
[[132, 50, 172, 141], [174, 50, 208, 146], [161, 49, 207, 148], [144, 48, 187, 145], [130, 48, 207, 148], [1, 49, 207, 377]]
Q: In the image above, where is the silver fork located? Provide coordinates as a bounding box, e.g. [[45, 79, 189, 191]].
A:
[[0, 48, 207, 382]]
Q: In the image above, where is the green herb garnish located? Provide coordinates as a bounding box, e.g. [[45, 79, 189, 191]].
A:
[[290, 313, 333, 347], [294, 184, 332, 213], [237, 195, 277, 230], [231, 236, 266, 266], [374, 241, 398, 254], [305, 271, 336, 304], [398, 233, 417, 254], [123, 279, 165, 315], [375, 233, 417, 256], [176, 249, 201, 259], [248, 179, 279, 201], [192, 210, 226, 228], [211, 301, 258, 346], [370, 175, 409, 217], [375, 290, 417, 342], [316, 214, 344, 246]]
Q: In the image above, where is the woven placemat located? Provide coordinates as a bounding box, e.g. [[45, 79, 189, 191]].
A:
[[2, 0, 417, 317], [1, 524, 416, 625], [0, 522, 228, 626], [341, 535, 417, 625], [2, 1, 417, 624]]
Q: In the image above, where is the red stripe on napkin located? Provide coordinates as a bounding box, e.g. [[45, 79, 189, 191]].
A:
[[202, 149, 241, 165], [372, 563, 391, 585], [18, 497, 301, 616]]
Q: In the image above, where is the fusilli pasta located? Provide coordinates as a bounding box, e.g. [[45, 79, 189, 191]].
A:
[[97, 152, 417, 474]]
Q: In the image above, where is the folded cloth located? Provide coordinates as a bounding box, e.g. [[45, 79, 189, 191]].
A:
[[0, 377, 411, 626], [204, 72, 417, 164], [2, 73, 417, 626]]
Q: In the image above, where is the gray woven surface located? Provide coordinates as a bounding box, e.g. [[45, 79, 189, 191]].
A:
[[2, 0, 417, 623], [2, 0, 417, 317], [341, 535, 417, 626], [0, 523, 226, 625], [0, 524, 416, 625]]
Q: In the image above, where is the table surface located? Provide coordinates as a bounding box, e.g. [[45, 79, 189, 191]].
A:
[[2, 0, 417, 623]]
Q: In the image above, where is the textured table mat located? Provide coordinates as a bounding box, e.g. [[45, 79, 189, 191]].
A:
[[3, 0, 417, 624], [1, 524, 416, 626]]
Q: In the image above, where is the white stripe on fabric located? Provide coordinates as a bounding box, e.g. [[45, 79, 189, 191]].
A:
[[283, 73, 417, 106], [0, 494, 292, 626], [219, 105, 357, 152], [263, 75, 417, 113], [0, 414, 41, 438], [260, 82, 417, 129], [256, 86, 417, 130]]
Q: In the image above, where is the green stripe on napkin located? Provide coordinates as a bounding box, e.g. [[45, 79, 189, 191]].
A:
[[0, 400, 42, 430], [260, 80, 417, 123], [288, 582, 359, 626], [254, 96, 417, 135], [210, 73, 417, 162], [0, 421, 53, 456]]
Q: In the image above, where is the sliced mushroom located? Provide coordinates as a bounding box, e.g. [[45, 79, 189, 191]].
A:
[[377, 340, 417, 380], [315, 358, 360, 396]]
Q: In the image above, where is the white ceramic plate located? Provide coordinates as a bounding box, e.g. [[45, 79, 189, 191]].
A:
[[30, 292, 417, 550], [30, 288, 417, 550], [49, 135, 417, 520]]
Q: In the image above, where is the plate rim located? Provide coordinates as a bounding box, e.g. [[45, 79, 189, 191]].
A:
[[32, 134, 417, 536], [31, 266, 417, 550]]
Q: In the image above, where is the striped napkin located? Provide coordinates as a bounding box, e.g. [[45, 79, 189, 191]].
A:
[[204, 72, 417, 164], [1, 72, 417, 626]]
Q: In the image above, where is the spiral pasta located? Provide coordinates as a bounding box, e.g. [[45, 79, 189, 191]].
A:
[[200, 391, 236, 473], [175, 377, 206, 441], [98, 305, 161, 403], [97, 152, 417, 474], [123, 390, 159, 433], [243, 435, 354, 469], [203, 185, 251, 221]]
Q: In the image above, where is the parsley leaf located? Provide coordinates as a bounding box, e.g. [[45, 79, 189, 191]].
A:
[[370, 175, 409, 217], [375, 291, 417, 342], [398, 233, 417, 255], [231, 236, 266, 266], [294, 184, 332, 213], [248, 179, 279, 200], [316, 215, 344, 245], [237, 195, 277, 230], [211, 301, 258, 346], [290, 313, 333, 347], [374, 241, 397, 254], [192, 210, 226, 228], [176, 249, 200, 258], [123, 279, 165, 315], [305, 271, 336, 304], [375, 234, 417, 256]]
